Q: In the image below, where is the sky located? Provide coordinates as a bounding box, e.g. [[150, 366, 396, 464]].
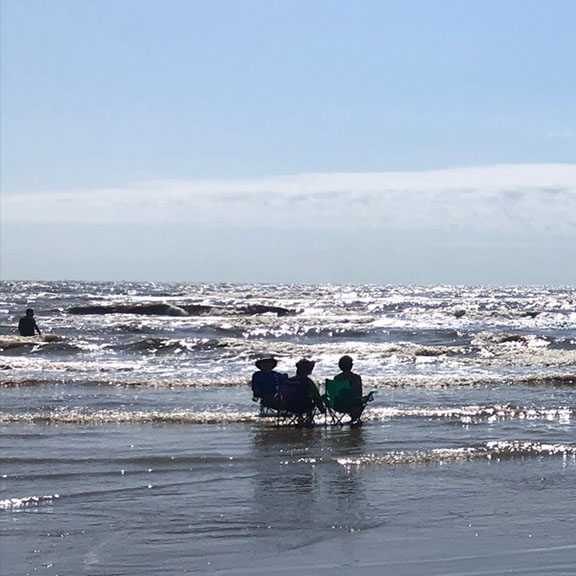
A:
[[1, 0, 575, 285]]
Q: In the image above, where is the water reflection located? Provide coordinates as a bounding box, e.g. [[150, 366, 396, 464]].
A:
[[248, 425, 372, 545]]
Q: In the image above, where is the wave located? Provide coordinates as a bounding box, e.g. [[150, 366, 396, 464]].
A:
[[337, 441, 576, 467], [0, 409, 256, 425], [0, 494, 61, 510], [113, 337, 229, 354], [5, 443, 571, 485], [0, 403, 572, 425], [0, 335, 83, 360], [370, 404, 574, 422], [0, 369, 574, 389], [67, 303, 294, 317], [374, 373, 576, 388], [0, 334, 63, 348], [68, 303, 192, 316], [0, 334, 235, 357], [472, 331, 554, 347]]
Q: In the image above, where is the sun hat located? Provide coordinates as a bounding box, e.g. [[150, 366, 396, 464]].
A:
[[255, 356, 278, 369]]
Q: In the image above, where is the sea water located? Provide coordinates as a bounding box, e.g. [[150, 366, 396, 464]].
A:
[[0, 282, 575, 575]]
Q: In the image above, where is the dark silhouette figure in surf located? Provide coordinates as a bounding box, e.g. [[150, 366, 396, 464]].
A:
[[18, 309, 41, 337]]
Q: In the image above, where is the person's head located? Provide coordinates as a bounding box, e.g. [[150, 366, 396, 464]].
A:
[[26, 308, 34, 317], [295, 358, 315, 376], [338, 355, 353, 372], [255, 356, 278, 371]]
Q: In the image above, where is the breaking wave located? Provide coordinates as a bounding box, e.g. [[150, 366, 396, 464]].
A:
[[0, 370, 574, 389], [337, 441, 576, 467], [1, 404, 571, 425], [0, 494, 61, 510], [67, 303, 293, 317]]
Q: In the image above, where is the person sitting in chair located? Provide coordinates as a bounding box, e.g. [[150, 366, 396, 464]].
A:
[[333, 355, 372, 427], [287, 358, 326, 426], [251, 356, 286, 410]]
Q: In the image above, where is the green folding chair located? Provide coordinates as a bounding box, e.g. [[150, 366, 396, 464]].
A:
[[323, 379, 356, 425], [323, 379, 376, 426]]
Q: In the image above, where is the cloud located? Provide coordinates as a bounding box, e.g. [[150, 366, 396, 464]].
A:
[[3, 164, 576, 234], [547, 130, 573, 140]]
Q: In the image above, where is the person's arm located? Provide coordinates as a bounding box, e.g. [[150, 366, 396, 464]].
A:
[[351, 373, 362, 397], [309, 378, 326, 412], [251, 373, 261, 398], [35, 321, 42, 336]]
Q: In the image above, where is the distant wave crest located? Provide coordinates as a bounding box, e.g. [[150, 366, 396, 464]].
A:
[[67, 303, 293, 317], [0, 494, 61, 510]]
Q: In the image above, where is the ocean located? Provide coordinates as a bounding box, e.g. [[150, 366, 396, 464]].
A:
[[1, 281, 575, 575]]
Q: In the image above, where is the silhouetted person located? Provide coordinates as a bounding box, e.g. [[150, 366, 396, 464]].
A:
[[288, 358, 326, 426], [333, 355, 372, 427], [251, 356, 287, 410], [18, 309, 41, 337]]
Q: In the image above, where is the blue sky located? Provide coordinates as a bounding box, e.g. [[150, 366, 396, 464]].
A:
[[1, 0, 575, 284]]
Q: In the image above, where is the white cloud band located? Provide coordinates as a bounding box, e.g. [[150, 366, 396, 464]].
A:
[[3, 164, 576, 234]]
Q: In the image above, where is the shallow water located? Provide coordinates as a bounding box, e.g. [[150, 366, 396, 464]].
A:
[[2, 414, 575, 575], [1, 282, 575, 574]]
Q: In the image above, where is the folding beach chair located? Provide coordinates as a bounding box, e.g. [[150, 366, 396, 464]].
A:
[[253, 371, 286, 419], [322, 379, 355, 425], [323, 379, 376, 426], [257, 401, 281, 419], [274, 378, 316, 427]]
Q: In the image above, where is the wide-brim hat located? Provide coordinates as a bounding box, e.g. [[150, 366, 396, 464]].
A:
[[255, 356, 278, 369]]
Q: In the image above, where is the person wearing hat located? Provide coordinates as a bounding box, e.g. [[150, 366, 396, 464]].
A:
[[286, 358, 326, 426], [251, 356, 287, 410]]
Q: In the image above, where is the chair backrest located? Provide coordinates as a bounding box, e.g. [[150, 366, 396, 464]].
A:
[[278, 377, 311, 415], [324, 379, 354, 413], [252, 371, 287, 398]]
